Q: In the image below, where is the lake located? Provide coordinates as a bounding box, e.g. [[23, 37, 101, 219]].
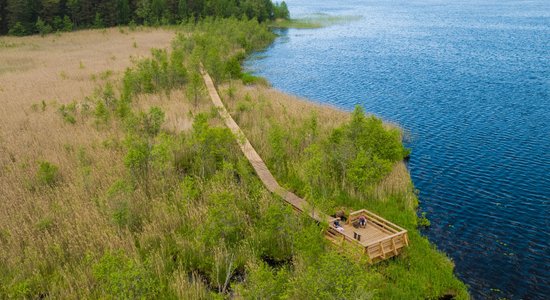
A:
[[245, 0, 550, 298]]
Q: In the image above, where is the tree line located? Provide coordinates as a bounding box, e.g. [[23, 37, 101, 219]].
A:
[[0, 0, 289, 36]]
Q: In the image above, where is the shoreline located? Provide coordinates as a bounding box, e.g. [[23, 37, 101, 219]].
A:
[[220, 80, 468, 297], [0, 25, 469, 298]]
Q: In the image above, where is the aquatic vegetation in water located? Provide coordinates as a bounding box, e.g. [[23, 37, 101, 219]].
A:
[[270, 13, 363, 29]]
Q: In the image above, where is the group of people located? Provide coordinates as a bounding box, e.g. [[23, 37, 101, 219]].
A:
[[332, 214, 367, 232]]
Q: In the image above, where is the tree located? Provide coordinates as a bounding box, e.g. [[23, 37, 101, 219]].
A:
[[2, 0, 281, 36], [273, 1, 289, 19], [0, 0, 8, 34], [177, 0, 188, 20], [36, 161, 60, 187], [240, 0, 274, 22], [6, 0, 37, 35], [150, 0, 167, 24], [187, 71, 203, 108], [98, 0, 118, 26], [40, 0, 61, 24], [35, 16, 52, 35], [135, 0, 151, 24], [92, 12, 104, 28], [116, 0, 131, 24], [66, 0, 80, 27], [62, 15, 73, 31]]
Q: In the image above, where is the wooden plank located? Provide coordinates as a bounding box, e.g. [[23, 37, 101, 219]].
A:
[[351, 209, 407, 232], [364, 231, 408, 248], [391, 237, 398, 255]]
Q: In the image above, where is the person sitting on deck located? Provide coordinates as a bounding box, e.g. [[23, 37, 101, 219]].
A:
[[358, 215, 367, 228], [333, 220, 345, 232]]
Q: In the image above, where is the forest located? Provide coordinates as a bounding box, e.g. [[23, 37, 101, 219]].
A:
[[0, 0, 289, 35]]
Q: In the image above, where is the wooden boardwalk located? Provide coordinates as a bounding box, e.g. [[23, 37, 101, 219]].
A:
[[201, 70, 408, 262]]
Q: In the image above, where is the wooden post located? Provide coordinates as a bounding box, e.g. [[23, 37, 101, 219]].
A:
[[380, 241, 385, 259], [391, 237, 398, 255]]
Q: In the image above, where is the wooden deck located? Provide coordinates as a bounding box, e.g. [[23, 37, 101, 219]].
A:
[[201, 69, 408, 262]]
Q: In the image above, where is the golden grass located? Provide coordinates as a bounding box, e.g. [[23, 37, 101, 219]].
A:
[[0, 28, 178, 296]]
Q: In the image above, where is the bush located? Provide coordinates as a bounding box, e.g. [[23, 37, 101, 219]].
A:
[[36, 161, 60, 187], [62, 16, 74, 32], [58, 102, 77, 124], [92, 251, 159, 298], [124, 135, 150, 180], [94, 101, 110, 124], [93, 12, 104, 29], [241, 72, 268, 86], [140, 106, 165, 137], [52, 16, 63, 31], [35, 18, 52, 36], [286, 252, 377, 299], [301, 106, 408, 198], [8, 22, 27, 36], [239, 262, 289, 299]]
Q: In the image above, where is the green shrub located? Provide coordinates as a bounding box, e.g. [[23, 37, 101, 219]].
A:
[[124, 135, 150, 180], [35, 18, 52, 36], [62, 16, 74, 32], [254, 203, 295, 261], [52, 16, 63, 31], [92, 251, 159, 298], [286, 252, 378, 299], [94, 101, 109, 124], [142, 106, 165, 137], [35, 216, 54, 231], [93, 12, 104, 29], [225, 56, 242, 79], [122, 48, 187, 98], [8, 22, 27, 36], [203, 190, 248, 246], [241, 72, 267, 85], [58, 103, 77, 124], [239, 262, 289, 299], [36, 161, 60, 187], [346, 150, 392, 191]]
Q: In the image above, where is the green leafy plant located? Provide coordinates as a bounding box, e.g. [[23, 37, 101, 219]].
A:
[[36, 161, 60, 187], [92, 251, 159, 298], [35, 17, 52, 36]]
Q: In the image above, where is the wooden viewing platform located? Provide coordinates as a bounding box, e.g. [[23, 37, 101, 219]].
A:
[[201, 69, 408, 262]]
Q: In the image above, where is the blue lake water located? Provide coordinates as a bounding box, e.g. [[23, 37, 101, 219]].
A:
[[245, 0, 550, 298]]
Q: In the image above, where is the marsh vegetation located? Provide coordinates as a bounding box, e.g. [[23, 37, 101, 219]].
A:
[[0, 17, 468, 299]]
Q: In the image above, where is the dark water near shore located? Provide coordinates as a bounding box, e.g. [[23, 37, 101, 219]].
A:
[[245, 0, 550, 298]]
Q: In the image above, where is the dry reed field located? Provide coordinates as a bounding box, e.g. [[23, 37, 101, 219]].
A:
[[0, 28, 180, 295]]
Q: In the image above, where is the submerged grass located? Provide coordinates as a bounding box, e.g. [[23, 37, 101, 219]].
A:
[[270, 14, 363, 29]]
